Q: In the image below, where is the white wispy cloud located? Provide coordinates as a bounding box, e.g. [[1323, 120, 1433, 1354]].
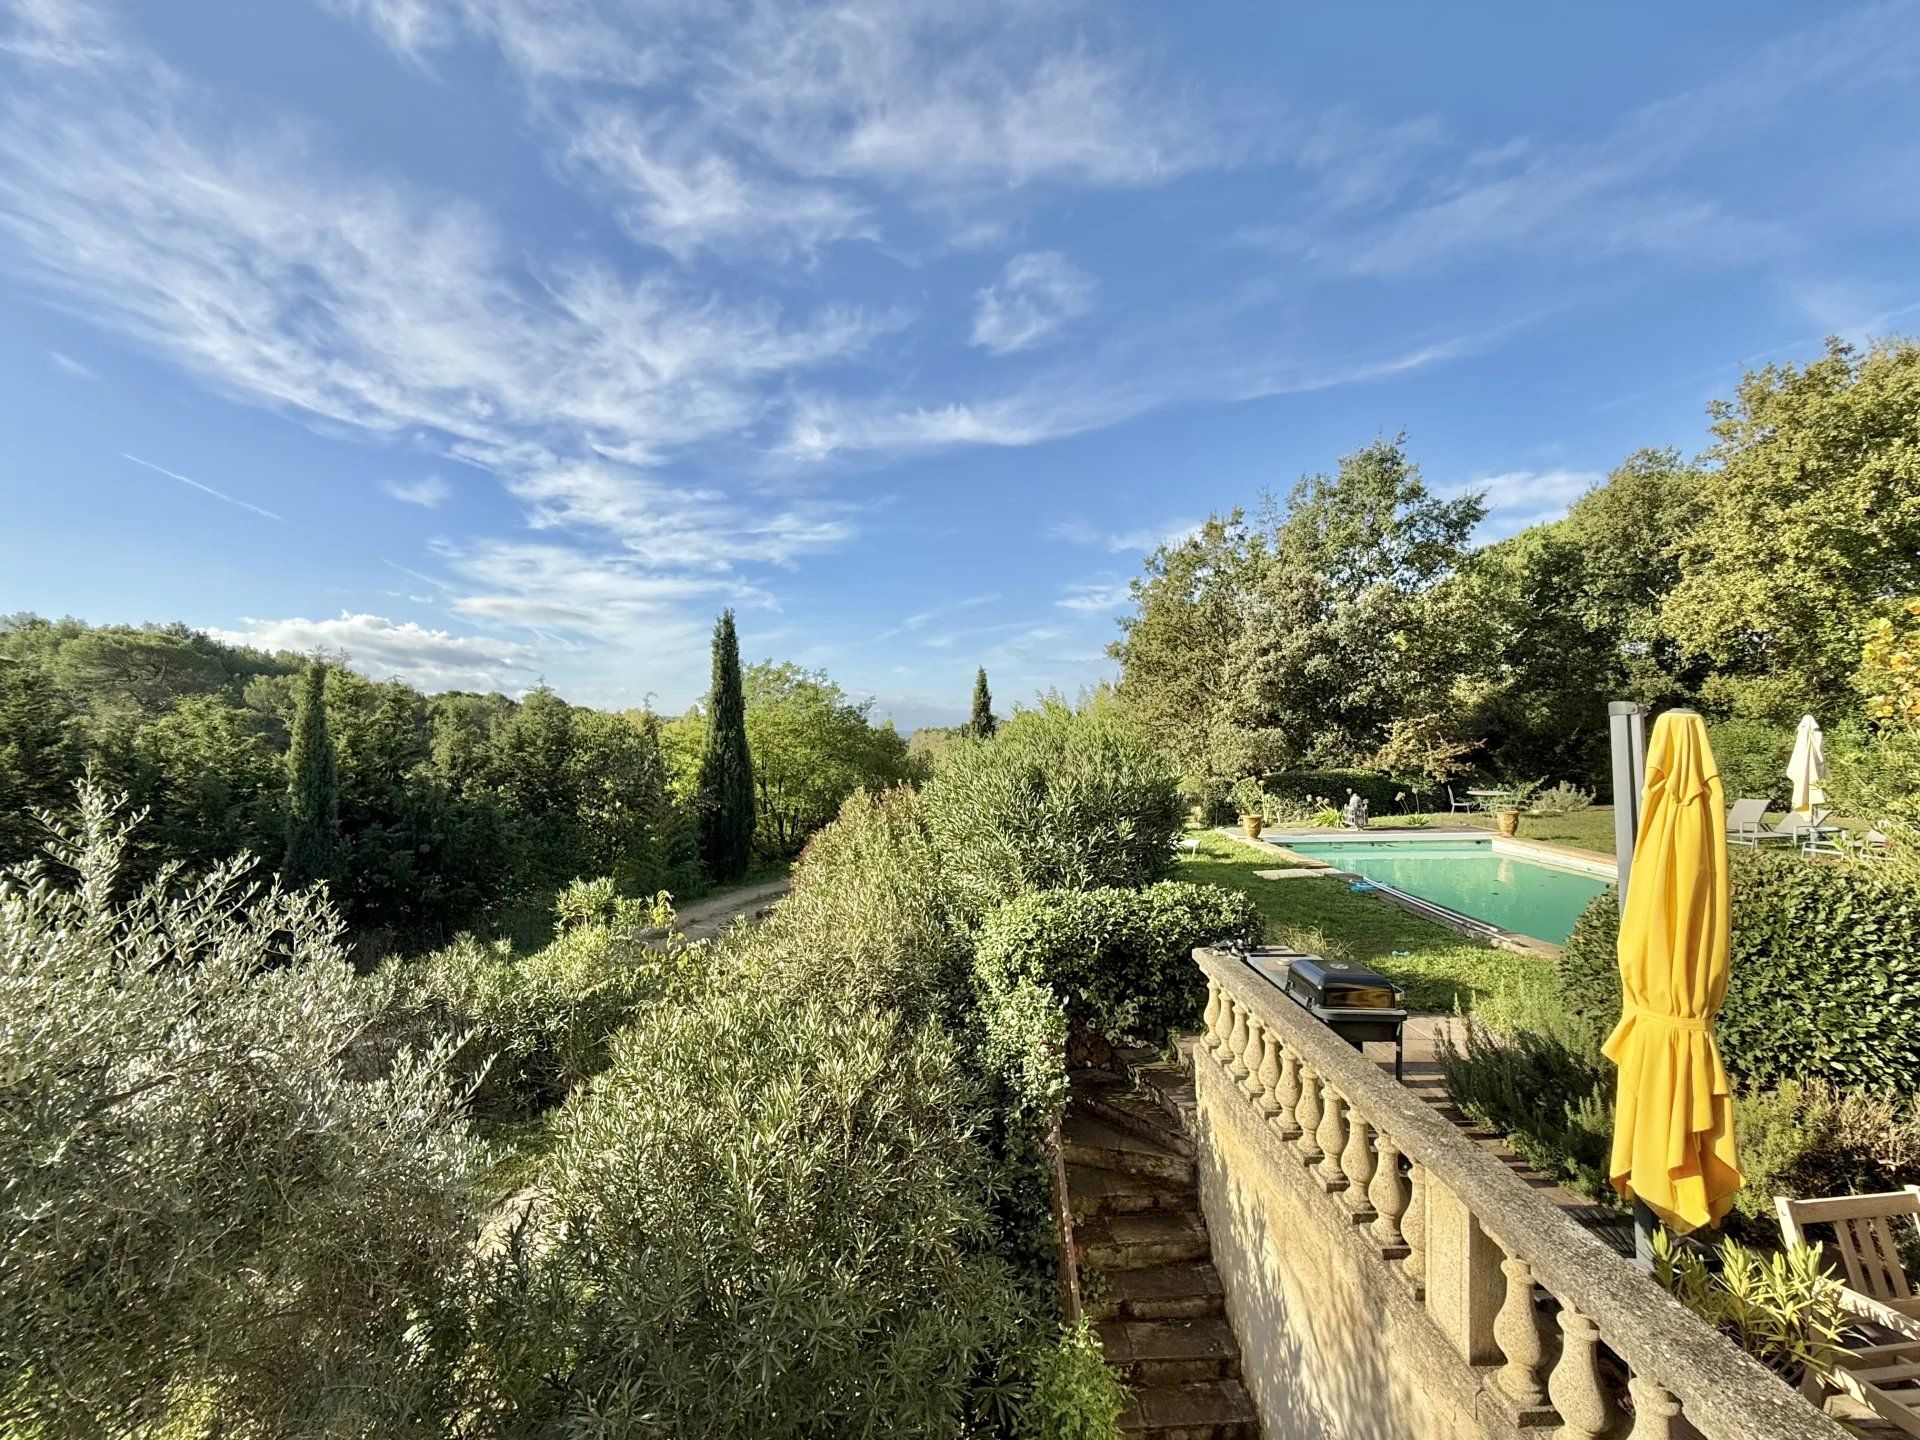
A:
[[211, 610, 538, 692], [123, 452, 283, 522], [1446, 467, 1603, 535], [1051, 516, 1199, 554], [971, 251, 1094, 354], [385, 474, 452, 507], [878, 591, 1001, 640], [48, 349, 93, 379], [1056, 578, 1132, 613]]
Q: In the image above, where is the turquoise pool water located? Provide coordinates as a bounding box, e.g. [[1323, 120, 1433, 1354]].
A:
[[1280, 839, 1609, 945]]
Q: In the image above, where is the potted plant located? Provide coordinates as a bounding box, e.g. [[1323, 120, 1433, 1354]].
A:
[[1230, 777, 1267, 839], [1488, 778, 1544, 837]]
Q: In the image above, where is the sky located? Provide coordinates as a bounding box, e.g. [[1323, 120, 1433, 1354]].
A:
[[3, 1, 1919, 730]]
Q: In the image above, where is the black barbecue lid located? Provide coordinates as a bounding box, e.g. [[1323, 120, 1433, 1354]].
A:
[[1286, 956, 1396, 991]]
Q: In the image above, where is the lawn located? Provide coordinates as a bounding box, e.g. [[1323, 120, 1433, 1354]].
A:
[[1411, 806, 1620, 855], [1179, 828, 1558, 1014]]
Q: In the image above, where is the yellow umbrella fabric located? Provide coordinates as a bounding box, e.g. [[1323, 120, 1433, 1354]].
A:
[[1602, 710, 1744, 1233]]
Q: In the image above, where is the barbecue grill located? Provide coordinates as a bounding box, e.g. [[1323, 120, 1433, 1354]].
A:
[[1241, 947, 1409, 1080]]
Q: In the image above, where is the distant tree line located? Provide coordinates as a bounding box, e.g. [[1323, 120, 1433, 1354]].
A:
[[1113, 337, 1920, 809], [0, 612, 919, 948]]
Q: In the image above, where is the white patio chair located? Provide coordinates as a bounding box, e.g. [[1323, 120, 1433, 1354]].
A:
[[1725, 797, 1770, 847], [1445, 785, 1474, 815]]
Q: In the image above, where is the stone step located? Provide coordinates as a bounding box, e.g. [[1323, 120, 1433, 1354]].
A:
[[1076, 1211, 1211, 1271], [1090, 1261, 1225, 1321], [1128, 1059, 1199, 1133], [1067, 1164, 1193, 1222], [1097, 1316, 1242, 1386], [1117, 1378, 1259, 1440], [1062, 1114, 1195, 1186], [1076, 1089, 1196, 1160]]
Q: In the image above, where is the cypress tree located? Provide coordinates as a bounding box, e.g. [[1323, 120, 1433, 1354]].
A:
[[970, 667, 996, 738], [695, 610, 756, 882], [283, 661, 339, 888]]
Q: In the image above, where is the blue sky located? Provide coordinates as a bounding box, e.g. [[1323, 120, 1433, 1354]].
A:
[[3, 0, 1918, 730]]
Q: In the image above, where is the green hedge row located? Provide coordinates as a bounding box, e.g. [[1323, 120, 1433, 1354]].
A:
[[1558, 850, 1920, 1094], [1258, 769, 1439, 813]]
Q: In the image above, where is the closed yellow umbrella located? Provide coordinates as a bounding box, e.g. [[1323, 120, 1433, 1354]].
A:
[[1602, 710, 1743, 1234]]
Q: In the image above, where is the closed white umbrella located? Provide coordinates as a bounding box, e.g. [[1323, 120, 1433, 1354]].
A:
[[1786, 714, 1828, 818]]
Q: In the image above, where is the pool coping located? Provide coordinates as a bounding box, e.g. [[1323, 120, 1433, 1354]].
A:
[[1210, 825, 1616, 957]]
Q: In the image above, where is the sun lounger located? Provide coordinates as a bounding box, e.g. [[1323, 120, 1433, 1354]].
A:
[[1725, 797, 1770, 846]]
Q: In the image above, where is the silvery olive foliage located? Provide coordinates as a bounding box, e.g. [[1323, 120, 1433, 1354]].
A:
[[0, 787, 483, 1438]]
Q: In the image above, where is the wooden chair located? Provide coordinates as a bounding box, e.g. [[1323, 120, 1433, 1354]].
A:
[[1777, 1187, 1920, 1435]]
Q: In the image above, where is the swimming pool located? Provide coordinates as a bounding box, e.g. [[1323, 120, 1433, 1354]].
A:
[[1279, 838, 1610, 945]]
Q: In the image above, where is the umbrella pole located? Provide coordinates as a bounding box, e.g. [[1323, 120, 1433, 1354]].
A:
[[1608, 701, 1657, 1269]]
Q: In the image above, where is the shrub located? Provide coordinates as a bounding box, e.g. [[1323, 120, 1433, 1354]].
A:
[[975, 882, 1265, 1043], [1529, 781, 1594, 817], [388, 915, 686, 1121], [1734, 1081, 1920, 1233], [762, 785, 974, 1022], [921, 700, 1185, 919], [1437, 1019, 1615, 1199], [477, 976, 1033, 1439], [1018, 1319, 1127, 1440], [1652, 1232, 1854, 1386], [1, 789, 481, 1437], [1558, 853, 1920, 1094]]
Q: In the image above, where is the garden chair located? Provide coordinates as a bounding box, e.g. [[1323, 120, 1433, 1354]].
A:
[[1752, 808, 1828, 850], [1725, 797, 1770, 847], [1776, 1187, 1920, 1436], [1445, 785, 1474, 814]]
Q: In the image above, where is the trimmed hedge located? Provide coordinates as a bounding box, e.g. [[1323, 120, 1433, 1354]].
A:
[[974, 881, 1264, 1042], [1559, 851, 1920, 1094], [1258, 769, 1437, 814]]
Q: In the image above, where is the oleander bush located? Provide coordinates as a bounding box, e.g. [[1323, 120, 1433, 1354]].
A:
[[473, 972, 1034, 1440], [762, 784, 973, 1021], [922, 700, 1185, 917], [384, 907, 686, 1123], [0, 789, 482, 1438], [1558, 852, 1920, 1094], [975, 881, 1264, 1042]]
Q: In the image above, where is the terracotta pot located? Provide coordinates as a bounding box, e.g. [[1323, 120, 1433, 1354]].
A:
[[1240, 813, 1264, 839], [1494, 808, 1521, 838]]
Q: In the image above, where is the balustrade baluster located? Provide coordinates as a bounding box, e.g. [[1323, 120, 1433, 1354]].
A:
[[1254, 1022, 1283, 1114], [1492, 1253, 1548, 1409], [1273, 1044, 1302, 1139], [1315, 1086, 1350, 1190], [1295, 1065, 1323, 1164], [1240, 1020, 1268, 1100], [1625, 1375, 1681, 1440], [1227, 1000, 1252, 1081], [1342, 1109, 1376, 1215], [1369, 1134, 1409, 1252], [1202, 982, 1222, 1052], [1547, 1307, 1615, 1440], [1403, 1163, 1427, 1290]]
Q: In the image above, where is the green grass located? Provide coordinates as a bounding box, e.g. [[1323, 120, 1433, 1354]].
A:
[[1410, 806, 1620, 854], [1179, 828, 1558, 1014]]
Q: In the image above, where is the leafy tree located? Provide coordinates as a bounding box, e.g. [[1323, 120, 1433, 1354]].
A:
[[971, 667, 997, 738], [1661, 337, 1920, 722], [695, 610, 755, 882], [134, 695, 282, 870], [283, 661, 339, 889], [0, 654, 82, 863]]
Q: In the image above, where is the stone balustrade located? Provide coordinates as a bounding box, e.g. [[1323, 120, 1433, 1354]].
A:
[[1193, 948, 1847, 1440]]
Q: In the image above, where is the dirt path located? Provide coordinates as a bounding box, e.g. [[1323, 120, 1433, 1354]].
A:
[[672, 875, 791, 942]]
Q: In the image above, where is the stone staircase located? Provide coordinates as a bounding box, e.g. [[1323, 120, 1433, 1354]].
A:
[[1064, 1047, 1258, 1440]]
